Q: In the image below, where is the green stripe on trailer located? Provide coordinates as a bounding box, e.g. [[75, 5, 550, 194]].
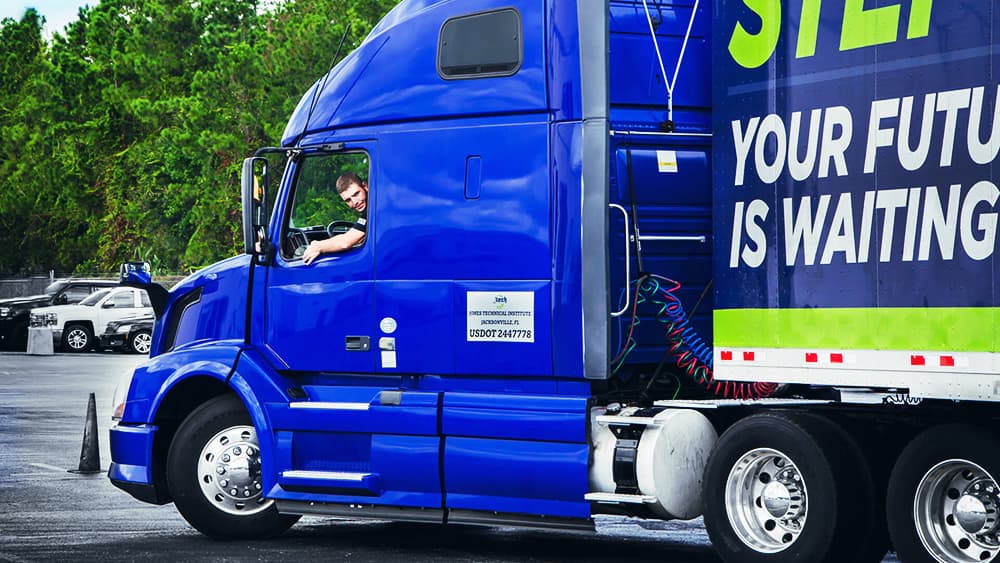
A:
[[713, 308, 999, 352]]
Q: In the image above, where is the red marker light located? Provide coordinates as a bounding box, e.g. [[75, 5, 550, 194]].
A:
[[805, 353, 818, 363]]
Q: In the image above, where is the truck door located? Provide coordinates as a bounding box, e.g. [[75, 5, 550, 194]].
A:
[[263, 145, 376, 373]]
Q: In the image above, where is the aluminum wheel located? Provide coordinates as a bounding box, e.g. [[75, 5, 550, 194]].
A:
[[64, 326, 91, 351], [130, 331, 152, 354], [725, 447, 808, 553], [195, 425, 270, 516], [914, 459, 1000, 563]]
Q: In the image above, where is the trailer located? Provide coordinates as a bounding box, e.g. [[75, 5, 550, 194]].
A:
[[110, 1, 1000, 562]]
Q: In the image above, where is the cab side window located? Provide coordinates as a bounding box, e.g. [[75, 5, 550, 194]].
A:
[[282, 151, 371, 260], [111, 291, 136, 308]]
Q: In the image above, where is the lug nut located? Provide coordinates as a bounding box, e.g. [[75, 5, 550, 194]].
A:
[[220, 479, 229, 487], [233, 447, 242, 456], [216, 466, 226, 475], [231, 488, 238, 496], [247, 447, 255, 457], [222, 454, 231, 463]]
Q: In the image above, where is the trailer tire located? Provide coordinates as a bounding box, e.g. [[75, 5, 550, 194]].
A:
[[703, 413, 882, 563], [166, 395, 299, 539], [886, 424, 1000, 563]]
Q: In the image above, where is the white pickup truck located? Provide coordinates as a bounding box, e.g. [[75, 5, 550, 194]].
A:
[[31, 287, 152, 352]]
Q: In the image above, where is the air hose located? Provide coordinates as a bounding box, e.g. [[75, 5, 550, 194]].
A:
[[640, 275, 777, 399]]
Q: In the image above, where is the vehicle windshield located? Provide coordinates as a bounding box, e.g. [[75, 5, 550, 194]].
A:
[[44, 281, 67, 295], [79, 290, 111, 306]]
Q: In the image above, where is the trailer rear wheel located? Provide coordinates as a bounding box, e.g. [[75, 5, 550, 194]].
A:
[[166, 395, 299, 539], [703, 413, 882, 563], [887, 425, 1000, 563]]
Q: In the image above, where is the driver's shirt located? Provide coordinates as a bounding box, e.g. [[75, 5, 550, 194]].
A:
[[354, 215, 367, 233]]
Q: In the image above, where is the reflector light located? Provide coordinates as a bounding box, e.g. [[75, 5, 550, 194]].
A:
[[743, 351, 755, 361], [911, 355, 925, 366], [805, 353, 818, 363], [721, 350, 733, 361], [939, 356, 955, 367], [830, 353, 843, 363]]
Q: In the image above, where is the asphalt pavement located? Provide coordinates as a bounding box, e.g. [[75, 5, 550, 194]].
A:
[[0, 351, 898, 562]]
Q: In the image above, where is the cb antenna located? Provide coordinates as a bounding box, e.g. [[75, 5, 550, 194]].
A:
[[298, 22, 352, 143]]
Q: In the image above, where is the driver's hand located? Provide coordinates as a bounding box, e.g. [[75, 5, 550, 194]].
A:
[[302, 241, 323, 265]]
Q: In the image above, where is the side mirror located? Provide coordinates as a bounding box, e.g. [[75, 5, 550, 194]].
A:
[[118, 261, 169, 320], [241, 156, 270, 259], [54, 294, 68, 305], [119, 261, 151, 287], [102, 301, 115, 309]]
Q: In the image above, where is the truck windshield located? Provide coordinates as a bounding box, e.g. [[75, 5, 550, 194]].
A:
[[79, 290, 111, 306]]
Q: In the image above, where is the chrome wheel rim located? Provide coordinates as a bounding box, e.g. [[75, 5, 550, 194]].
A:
[[725, 447, 808, 553], [132, 332, 152, 354], [914, 459, 1000, 563], [66, 328, 88, 350], [196, 425, 271, 516]]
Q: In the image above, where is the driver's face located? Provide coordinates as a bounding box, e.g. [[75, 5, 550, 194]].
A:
[[340, 183, 368, 212]]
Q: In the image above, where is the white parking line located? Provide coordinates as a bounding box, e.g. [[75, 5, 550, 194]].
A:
[[29, 463, 67, 473], [0, 550, 32, 563]]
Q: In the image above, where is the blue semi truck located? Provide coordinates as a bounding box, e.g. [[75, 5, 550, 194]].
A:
[[109, 1, 1000, 562]]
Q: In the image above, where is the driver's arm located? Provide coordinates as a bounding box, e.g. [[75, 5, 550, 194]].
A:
[[302, 228, 366, 264]]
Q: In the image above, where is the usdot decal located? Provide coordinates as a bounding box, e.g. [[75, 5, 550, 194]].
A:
[[466, 291, 534, 343]]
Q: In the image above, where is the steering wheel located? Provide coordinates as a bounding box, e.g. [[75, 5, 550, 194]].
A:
[[327, 220, 356, 237]]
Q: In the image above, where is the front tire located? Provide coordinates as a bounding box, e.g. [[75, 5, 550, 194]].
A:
[[703, 413, 882, 563], [166, 395, 299, 539], [887, 424, 1000, 563], [62, 324, 92, 352]]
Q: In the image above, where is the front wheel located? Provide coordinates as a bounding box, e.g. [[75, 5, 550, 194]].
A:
[[887, 425, 1000, 563], [62, 324, 92, 352], [703, 413, 882, 563], [166, 395, 299, 539]]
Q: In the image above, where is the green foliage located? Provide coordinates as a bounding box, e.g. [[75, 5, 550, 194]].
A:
[[0, 0, 399, 275]]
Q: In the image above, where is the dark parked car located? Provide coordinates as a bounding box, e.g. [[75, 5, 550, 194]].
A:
[[99, 314, 154, 354], [0, 279, 118, 350]]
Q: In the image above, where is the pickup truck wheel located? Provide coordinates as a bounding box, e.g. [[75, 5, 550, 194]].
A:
[[167, 395, 299, 539], [887, 425, 1000, 563], [129, 330, 152, 354], [703, 413, 882, 563], [62, 324, 92, 352]]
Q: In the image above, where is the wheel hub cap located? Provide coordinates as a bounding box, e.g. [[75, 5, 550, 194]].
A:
[[762, 481, 792, 518], [197, 426, 271, 515], [955, 494, 990, 535], [914, 459, 1000, 563], [725, 448, 808, 554]]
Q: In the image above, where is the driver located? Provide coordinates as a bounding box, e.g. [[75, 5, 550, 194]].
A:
[[302, 172, 368, 265]]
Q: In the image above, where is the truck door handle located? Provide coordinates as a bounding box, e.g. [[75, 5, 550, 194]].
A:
[[345, 336, 370, 351]]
